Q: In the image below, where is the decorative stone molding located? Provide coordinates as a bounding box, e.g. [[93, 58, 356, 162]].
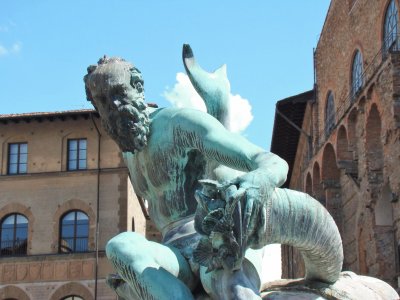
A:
[[49, 281, 94, 300], [0, 256, 95, 284]]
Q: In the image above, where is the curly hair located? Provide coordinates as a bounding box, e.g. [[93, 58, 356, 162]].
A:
[[84, 57, 150, 153]]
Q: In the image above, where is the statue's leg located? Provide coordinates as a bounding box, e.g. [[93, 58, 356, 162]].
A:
[[106, 232, 196, 300], [199, 257, 262, 300]]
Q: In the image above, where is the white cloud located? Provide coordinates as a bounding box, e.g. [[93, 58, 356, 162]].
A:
[[163, 73, 206, 112], [228, 93, 253, 133], [11, 42, 21, 53], [0, 21, 16, 32], [0, 45, 8, 56], [0, 42, 22, 57], [163, 72, 253, 133]]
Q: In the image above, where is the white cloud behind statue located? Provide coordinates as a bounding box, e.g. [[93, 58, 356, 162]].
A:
[[0, 42, 21, 57], [163, 72, 253, 133]]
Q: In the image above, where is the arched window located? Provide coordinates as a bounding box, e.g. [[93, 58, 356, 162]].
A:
[[351, 50, 363, 97], [0, 214, 28, 256], [60, 211, 89, 253], [383, 0, 399, 52], [325, 92, 335, 136], [62, 296, 84, 300]]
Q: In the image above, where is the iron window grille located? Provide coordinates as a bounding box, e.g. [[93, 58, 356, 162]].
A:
[[383, 0, 399, 54], [59, 210, 89, 253], [62, 296, 84, 300], [0, 213, 28, 256], [7, 142, 28, 175], [325, 92, 335, 137], [67, 139, 87, 171], [351, 50, 364, 99]]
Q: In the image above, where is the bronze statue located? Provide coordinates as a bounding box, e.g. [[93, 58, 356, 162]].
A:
[[84, 45, 398, 300]]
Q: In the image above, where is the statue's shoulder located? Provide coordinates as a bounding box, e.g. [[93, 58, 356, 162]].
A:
[[149, 107, 224, 146], [152, 106, 206, 118], [152, 107, 216, 127]]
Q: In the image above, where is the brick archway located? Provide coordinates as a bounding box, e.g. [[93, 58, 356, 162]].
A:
[[312, 162, 325, 206], [347, 108, 358, 160], [366, 104, 384, 185], [336, 125, 357, 176], [52, 199, 96, 253], [337, 126, 352, 162], [49, 282, 94, 300], [0, 203, 35, 255], [365, 104, 396, 284], [322, 143, 343, 234], [0, 285, 30, 300], [321, 143, 340, 181], [305, 172, 312, 195]]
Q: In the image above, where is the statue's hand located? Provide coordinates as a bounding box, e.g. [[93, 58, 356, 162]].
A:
[[227, 170, 275, 203], [221, 170, 276, 249], [193, 172, 275, 271]]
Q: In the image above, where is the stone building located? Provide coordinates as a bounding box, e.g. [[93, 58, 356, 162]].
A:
[[0, 109, 158, 300], [271, 0, 400, 288]]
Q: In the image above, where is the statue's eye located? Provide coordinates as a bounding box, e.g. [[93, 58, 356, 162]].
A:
[[135, 81, 144, 93], [109, 85, 127, 107]]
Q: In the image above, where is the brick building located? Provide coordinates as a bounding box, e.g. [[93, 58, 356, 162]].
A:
[[0, 110, 158, 299], [271, 0, 400, 288]]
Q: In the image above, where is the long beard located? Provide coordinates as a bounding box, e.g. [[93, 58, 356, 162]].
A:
[[106, 105, 149, 153]]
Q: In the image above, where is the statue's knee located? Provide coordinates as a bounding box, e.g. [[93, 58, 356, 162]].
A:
[[106, 232, 145, 260], [106, 232, 155, 276]]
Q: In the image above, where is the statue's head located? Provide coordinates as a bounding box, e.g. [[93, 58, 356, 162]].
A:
[[84, 56, 150, 153]]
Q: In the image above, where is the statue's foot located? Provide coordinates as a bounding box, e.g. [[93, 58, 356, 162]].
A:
[[106, 273, 139, 300], [260, 272, 399, 300], [106, 273, 125, 290]]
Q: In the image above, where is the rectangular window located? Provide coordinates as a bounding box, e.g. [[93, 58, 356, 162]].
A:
[[8, 143, 28, 175], [67, 139, 87, 171]]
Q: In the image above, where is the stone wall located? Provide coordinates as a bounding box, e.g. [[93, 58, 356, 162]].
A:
[[283, 0, 400, 288]]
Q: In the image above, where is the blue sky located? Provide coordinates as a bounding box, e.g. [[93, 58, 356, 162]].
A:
[[0, 1, 330, 149]]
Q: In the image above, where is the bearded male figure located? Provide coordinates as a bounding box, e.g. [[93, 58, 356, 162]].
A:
[[84, 46, 351, 300], [84, 56, 287, 300]]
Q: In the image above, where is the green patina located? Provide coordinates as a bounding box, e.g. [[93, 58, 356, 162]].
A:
[[82, 45, 397, 300]]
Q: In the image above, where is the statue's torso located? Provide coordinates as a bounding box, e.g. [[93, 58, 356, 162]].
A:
[[123, 108, 207, 234], [124, 107, 241, 237], [129, 146, 205, 232]]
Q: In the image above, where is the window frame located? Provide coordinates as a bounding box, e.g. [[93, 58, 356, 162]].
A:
[[351, 50, 364, 98], [61, 296, 84, 300], [7, 142, 28, 175], [0, 213, 28, 256], [67, 138, 87, 171], [383, 0, 399, 53], [325, 92, 336, 136], [59, 210, 89, 253]]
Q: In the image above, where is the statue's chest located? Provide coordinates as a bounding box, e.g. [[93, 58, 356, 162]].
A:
[[145, 147, 190, 188], [129, 147, 187, 190], [130, 147, 206, 219]]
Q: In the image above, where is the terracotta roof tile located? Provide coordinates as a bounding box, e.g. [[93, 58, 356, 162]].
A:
[[0, 109, 96, 119]]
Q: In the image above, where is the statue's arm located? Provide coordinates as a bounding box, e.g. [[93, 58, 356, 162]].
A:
[[174, 109, 288, 268], [172, 109, 288, 189]]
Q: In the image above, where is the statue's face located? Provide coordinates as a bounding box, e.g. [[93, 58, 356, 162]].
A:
[[85, 59, 149, 152], [93, 68, 145, 121]]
